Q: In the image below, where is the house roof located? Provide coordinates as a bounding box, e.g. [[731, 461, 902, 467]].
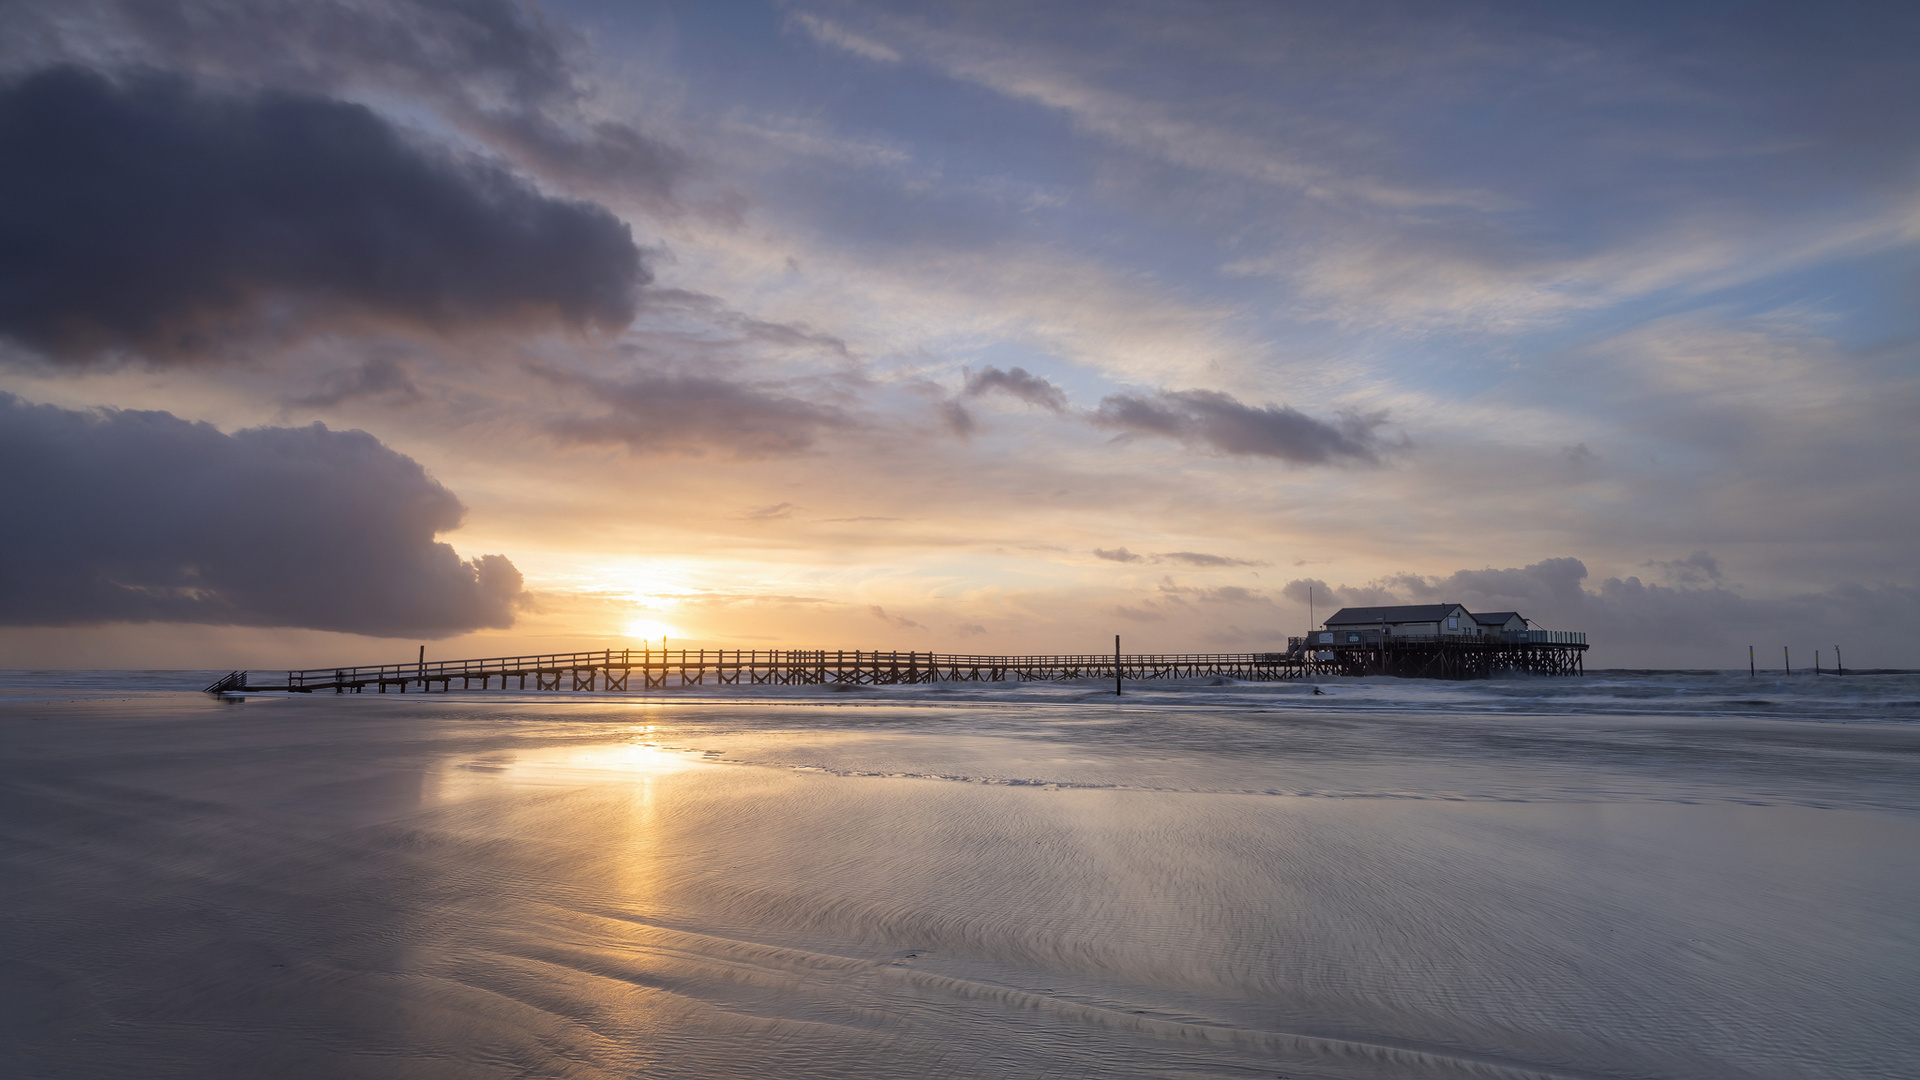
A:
[[1323, 604, 1467, 626], [1472, 611, 1527, 626]]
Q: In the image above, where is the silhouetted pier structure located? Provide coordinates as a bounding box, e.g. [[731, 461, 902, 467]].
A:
[[1287, 631, 1588, 679], [205, 647, 1313, 694], [203, 630, 1589, 695]]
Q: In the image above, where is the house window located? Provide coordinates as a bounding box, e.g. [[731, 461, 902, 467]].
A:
[[1448, 616, 1459, 629], [1318, 632, 1332, 643]]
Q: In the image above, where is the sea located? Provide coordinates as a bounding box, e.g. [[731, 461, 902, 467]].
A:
[[1, 669, 1914, 1079]]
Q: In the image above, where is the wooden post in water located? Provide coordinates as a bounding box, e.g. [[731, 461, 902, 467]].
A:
[[1115, 635, 1122, 696], [1784, 646, 1790, 674], [1836, 646, 1844, 676], [1749, 645, 1755, 678], [1816, 650, 1822, 674]]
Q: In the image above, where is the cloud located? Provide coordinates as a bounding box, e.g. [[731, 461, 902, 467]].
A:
[[941, 399, 977, 437], [1281, 578, 1331, 605], [1160, 551, 1261, 567], [865, 7, 1499, 214], [1157, 581, 1272, 605], [1098, 547, 1260, 567], [788, 13, 903, 65], [1193, 585, 1266, 605], [0, 0, 691, 201], [963, 365, 1068, 411], [1647, 549, 1723, 585], [869, 605, 923, 630], [745, 502, 797, 521], [1091, 389, 1383, 463], [286, 356, 422, 409], [538, 367, 850, 458], [0, 393, 523, 636], [952, 622, 987, 637], [0, 66, 646, 364], [670, 590, 838, 609]]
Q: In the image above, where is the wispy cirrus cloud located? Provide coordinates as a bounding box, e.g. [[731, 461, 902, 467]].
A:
[[787, 12, 901, 65]]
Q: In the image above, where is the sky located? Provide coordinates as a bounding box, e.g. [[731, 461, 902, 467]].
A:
[[0, 0, 1915, 670]]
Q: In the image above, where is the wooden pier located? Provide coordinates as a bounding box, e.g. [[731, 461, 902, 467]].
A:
[[204, 647, 1311, 695], [203, 633, 1587, 696]]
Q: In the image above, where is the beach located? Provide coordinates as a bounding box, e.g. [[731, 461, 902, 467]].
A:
[[0, 673, 1915, 1079]]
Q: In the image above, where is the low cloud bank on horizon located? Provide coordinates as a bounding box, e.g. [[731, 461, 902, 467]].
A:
[[0, 394, 522, 638]]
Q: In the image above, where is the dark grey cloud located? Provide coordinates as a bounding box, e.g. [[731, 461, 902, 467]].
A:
[[1092, 389, 1382, 464], [0, 66, 646, 364], [0, 0, 690, 201], [539, 367, 850, 458], [1094, 546, 1144, 562], [964, 365, 1068, 411], [0, 393, 523, 636]]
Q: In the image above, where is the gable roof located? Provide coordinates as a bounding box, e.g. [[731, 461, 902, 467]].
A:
[[1472, 611, 1527, 626], [1323, 604, 1467, 626]]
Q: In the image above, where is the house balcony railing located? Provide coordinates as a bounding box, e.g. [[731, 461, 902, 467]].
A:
[[1296, 629, 1586, 647]]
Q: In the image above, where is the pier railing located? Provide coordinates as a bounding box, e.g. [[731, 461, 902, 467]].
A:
[[1308, 630, 1587, 646]]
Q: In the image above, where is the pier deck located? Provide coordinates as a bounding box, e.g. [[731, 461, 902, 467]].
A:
[[205, 648, 1311, 695], [204, 634, 1587, 696]]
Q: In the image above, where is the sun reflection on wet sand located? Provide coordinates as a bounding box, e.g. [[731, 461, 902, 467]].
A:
[[433, 734, 713, 801]]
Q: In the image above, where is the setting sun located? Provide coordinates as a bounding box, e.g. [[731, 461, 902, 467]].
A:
[[623, 618, 680, 642]]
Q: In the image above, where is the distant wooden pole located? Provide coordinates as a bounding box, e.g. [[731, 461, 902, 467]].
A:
[[1815, 650, 1821, 674], [1836, 646, 1843, 676], [1783, 646, 1790, 674], [1115, 635, 1122, 696], [1749, 645, 1755, 678]]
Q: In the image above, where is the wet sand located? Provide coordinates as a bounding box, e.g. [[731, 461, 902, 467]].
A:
[[1, 689, 1915, 1078]]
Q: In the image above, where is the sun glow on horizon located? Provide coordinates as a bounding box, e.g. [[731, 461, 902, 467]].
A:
[[623, 618, 681, 642]]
